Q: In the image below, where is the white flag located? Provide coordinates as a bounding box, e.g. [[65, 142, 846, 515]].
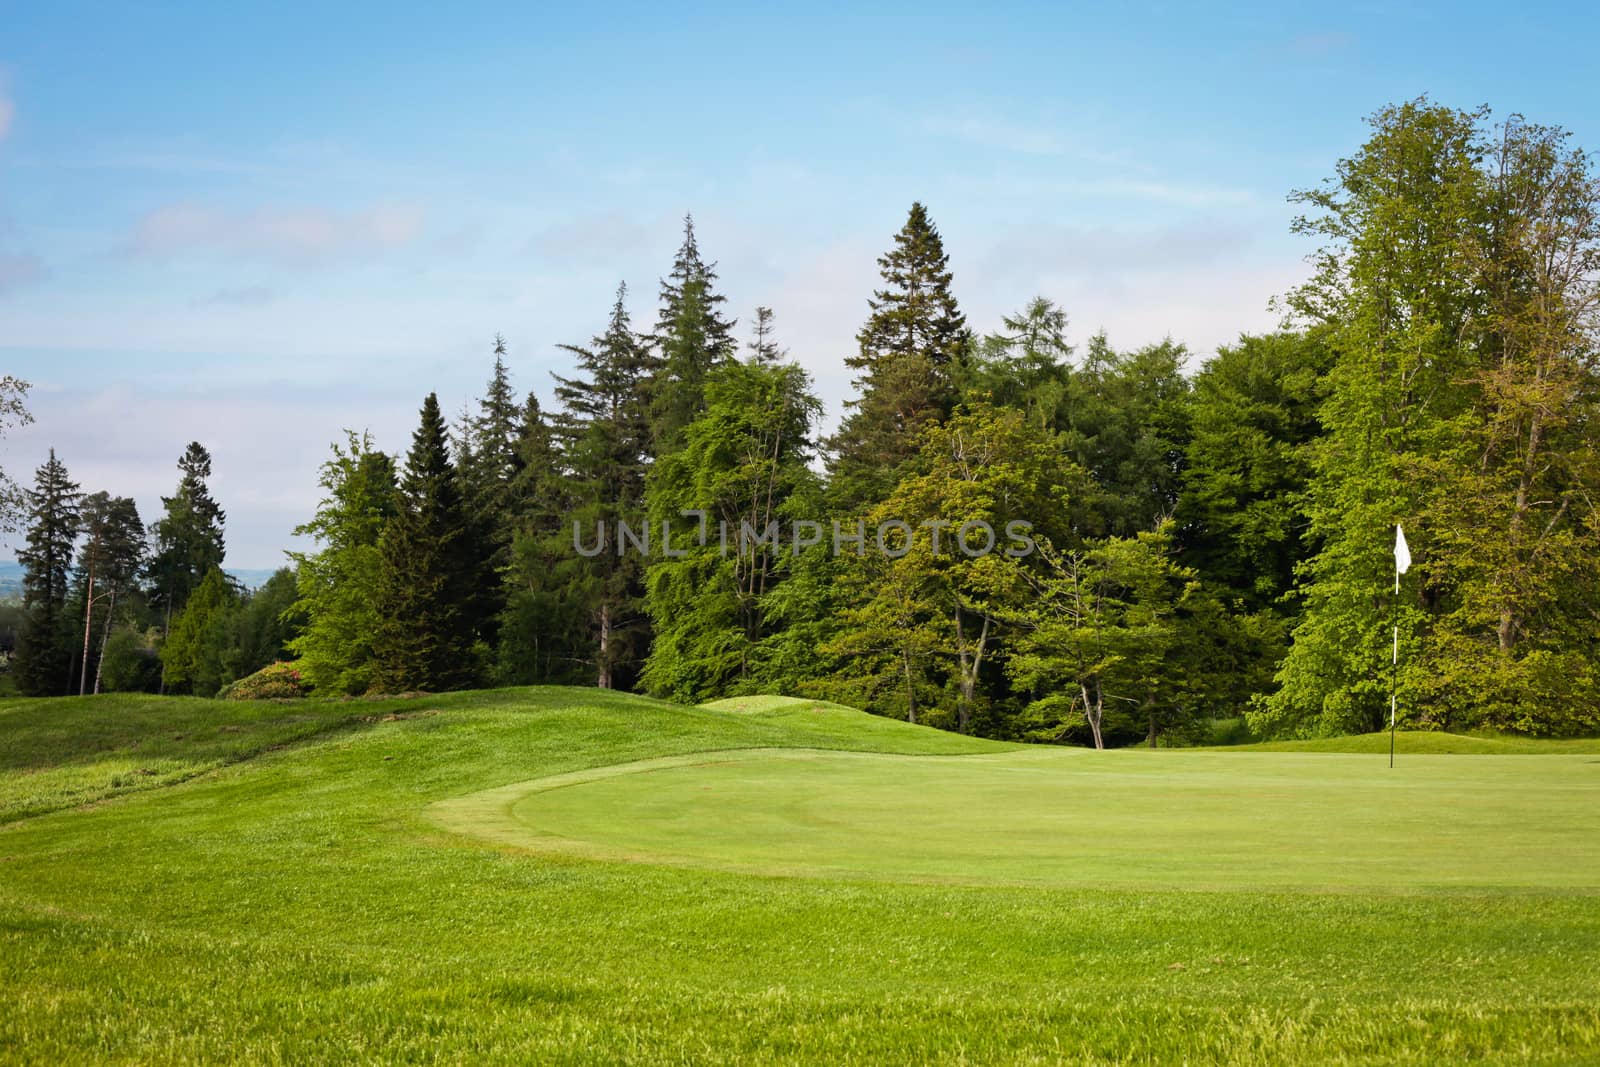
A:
[[1394, 525, 1412, 575]]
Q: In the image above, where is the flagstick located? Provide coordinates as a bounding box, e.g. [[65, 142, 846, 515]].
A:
[[1390, 561, 1398, 769]]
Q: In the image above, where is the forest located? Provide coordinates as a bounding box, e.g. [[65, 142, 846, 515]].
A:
[[5, 99, 1599, 745]]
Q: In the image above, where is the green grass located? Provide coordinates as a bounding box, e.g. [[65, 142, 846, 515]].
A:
[[2, 688, 1598, 1064]]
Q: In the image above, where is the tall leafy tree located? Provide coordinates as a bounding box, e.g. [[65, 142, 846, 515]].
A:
[[1009, 525, 1199, 749], [288, 432, 398, 694], [642, 352, 823, 702], [1262, 101, 1507, 737], [829, 202, 969, 509], [371, 395, 480, 692], [552, 284, 658, 688], [0, 375, 32, 533], [13, 449, 81, 695], [825, 406, 1087, 733], [1176, 331, 1333, 611]]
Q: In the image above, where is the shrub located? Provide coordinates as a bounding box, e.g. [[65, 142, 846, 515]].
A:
[[218, 661, 310, 701]]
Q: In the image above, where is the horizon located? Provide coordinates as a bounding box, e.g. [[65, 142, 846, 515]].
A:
[[5, 2, 1600, 566]]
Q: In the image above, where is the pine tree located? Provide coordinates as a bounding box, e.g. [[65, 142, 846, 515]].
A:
[[370, 394, 480, 692], [829, 202, 969, 509], [13, 449, 81, 695], [552, 284, 657, 688], [159, 567, 237, 696]]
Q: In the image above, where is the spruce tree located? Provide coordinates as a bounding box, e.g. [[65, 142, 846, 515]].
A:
[[458, 336, 523, 645], [552, 284, 657, 688], [829, 202, 969, 509], [13, 449, 81, 695], [655, 213, 736, 358], [370, 393, 479, 692], [651, 218, 738, 452], [149, 442, 227, 621]]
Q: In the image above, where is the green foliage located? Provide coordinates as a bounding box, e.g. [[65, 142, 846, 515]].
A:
[[13, 449, 81, 696], [159, 568, 237, 696], [642, 345, 823, 702], [1009, 524, 1200, 749], [1262, 100, 1600, 739], [371, 394, 482, 693], [550, 284, 658, 689], [148, 442, 226, 618], [98, 627, 162, 693], [217, 660, 311, 701], [829, 202, 969, 509], [289, 432, 398, 695]]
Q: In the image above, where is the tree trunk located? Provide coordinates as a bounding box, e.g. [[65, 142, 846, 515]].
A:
[[1082, 681, 1104, 750], [78, 564, 96, 696], [94, 587, 115, 695], [597, 602, 612, 689], [902, 646, 918, 725]]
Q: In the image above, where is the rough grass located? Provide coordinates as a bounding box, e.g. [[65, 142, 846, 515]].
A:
[[2, 688, 1598, 1065]]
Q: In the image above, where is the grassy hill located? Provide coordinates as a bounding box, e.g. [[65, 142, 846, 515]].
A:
[[2, 688, 1598, 1064]]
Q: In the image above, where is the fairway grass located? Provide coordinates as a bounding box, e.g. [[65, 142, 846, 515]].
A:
[[3, 687, 1599, 1064]]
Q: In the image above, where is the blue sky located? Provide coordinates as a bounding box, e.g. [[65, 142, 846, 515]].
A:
[[3, 1, 1599, 566]]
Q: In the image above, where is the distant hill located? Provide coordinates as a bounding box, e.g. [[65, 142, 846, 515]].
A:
[[0, 561, 285, 601]]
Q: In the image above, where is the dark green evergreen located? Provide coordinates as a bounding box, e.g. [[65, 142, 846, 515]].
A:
[[370, 393, 480, 693], [13, 449, 81, 696]]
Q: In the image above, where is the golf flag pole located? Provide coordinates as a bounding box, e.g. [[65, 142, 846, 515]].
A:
[[1391, 525, 1411, 768]]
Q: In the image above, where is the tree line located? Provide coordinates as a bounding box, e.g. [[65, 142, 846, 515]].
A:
[[5, 98, 1598, 743]]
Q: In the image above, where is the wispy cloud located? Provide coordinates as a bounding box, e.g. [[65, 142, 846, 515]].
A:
[[0, 97, 13, 141], [120, 201, 424, 264]]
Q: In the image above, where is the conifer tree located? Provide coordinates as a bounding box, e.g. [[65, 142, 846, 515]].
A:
[[651, 218, 738, 452], [13, 449, 81, 695], [149, 442, 227, 622], [829, 202, 969, 509], [552, 284, 657, 688], [370, 394, 479, 692], [458, 336, 523, 644], [656, 213, 736, 358], [496, 388, 590, 684], [72, 492, 145, 694]]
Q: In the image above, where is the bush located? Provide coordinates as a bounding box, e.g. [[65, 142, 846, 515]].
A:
[[217, 661, 310, 701]]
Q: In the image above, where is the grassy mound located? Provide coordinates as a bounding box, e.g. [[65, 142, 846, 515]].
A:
[[2, 687, 1598, 1064]]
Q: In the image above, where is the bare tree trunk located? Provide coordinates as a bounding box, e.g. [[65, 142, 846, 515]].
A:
[[1082, 682, 1104, 750], [78, 564, 96, 696], [94, 587, 115, 695], [597, 602, 612, 689], [902, 646, 918, 725]]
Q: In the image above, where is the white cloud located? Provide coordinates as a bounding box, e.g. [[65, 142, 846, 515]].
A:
[[121, 201, 424, 264]]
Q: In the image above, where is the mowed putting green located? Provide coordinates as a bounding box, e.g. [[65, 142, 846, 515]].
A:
[[431, 746, 1600, 889]]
